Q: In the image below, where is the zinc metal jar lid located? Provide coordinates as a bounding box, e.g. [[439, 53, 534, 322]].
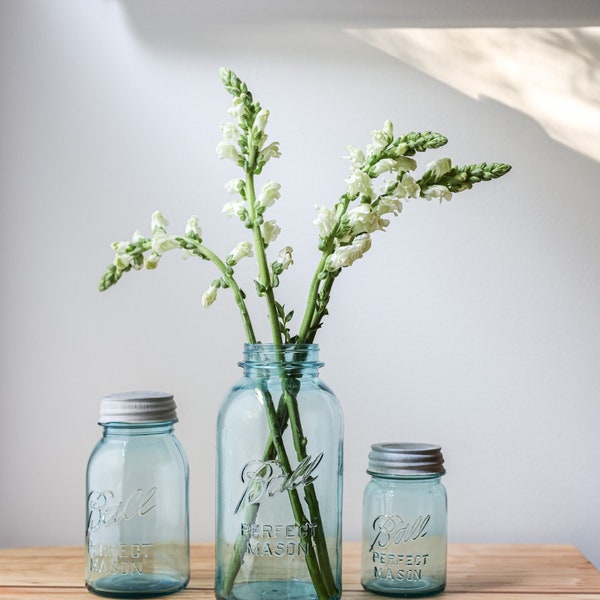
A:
[[99, 391, 178, 424], [367, 442, 445, 476]]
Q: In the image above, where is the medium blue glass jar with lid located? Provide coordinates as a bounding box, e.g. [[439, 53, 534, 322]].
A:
[[85, 391, 190, 597], [361, 443, 447, 597]]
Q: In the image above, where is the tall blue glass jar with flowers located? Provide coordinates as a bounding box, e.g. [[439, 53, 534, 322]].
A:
[[99, 68, 510, 599]]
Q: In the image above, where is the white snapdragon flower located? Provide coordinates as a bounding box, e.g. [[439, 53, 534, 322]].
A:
[[132, 230, 144, 242], [145, 253, 161, 270], [225, 178, 244, 194], [257, 180, 281, 208], [262, 220, 281, 246], [151, 232, 179, 255], [347, 204, 389, 235], [227, 241, 253, 265], [222, 199, 246, 218], [423, 185, 453, 202], [111, 241, 130, 254], [254, 108, 270, 133], [313, 205, 337, 238], [216, 140, 242, 164], [345, 168, 374, 199], [345, 145, 366, 168], [260, 142, 281, 162], [114, 252, 134, 271], [185, 215, 202, 238], [325, 234, 372, 271], [396, 156, 418, 172], [220, 122, 240, 141], [227, 97, 244, 118], [276, 246, 294, 271], [398, 173, 421, 198], [201, 284, 219, 307], [376, 196, 403, 217], [371, 158, 397, 177], [367, 120, 394, 156], [151, 210, 169, 233], [425, 157, 453, 179]]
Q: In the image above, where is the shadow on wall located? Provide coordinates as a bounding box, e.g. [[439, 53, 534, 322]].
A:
[[346, 27, 600, 163], [114, 1, 600, 162]]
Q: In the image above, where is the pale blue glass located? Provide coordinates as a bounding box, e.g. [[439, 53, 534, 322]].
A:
[[85, 421, 190, 597], [215, 344, 343, 600], [362, 472, 447, 597]]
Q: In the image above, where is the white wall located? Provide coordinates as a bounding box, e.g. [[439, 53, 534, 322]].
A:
[[1, 0, 599, 570]]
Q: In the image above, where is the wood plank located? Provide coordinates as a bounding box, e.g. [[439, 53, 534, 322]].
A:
[[343, 542, 600, 593], [1, 542, 599, 596], [1, 590, 600, 600]]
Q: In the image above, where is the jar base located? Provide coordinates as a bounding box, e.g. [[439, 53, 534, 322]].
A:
[[362, 579, 445, 598], [219, 580, 340, 600], [87, 574, 188, 598]]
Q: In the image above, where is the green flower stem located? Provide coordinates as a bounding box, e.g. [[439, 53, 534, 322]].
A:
[[283, 384, 338, 597], [221, 400, 291, 595], [180, 238, 257, 344], [298, 195, 352, 343], [258, 383, 330, 600], [245, 159, 283, 344]]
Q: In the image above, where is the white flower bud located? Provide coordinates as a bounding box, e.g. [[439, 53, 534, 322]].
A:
[[151, 210, 169, 233], [254, 108, 270, 133], [201, 284, 219, 307], [227, 241, 253, 265], [185, 215, 202, 238], [145, 253, 161, 270]]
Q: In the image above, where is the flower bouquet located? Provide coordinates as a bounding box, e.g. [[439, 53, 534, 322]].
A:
[[100, 69, 510, 600]]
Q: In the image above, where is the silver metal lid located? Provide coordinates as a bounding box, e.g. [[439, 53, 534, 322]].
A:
[[368, 443, 445, 476], [99, 391, 178, 424]]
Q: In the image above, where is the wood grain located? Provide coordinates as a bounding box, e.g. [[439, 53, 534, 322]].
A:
[[1, 542, 599, 598]]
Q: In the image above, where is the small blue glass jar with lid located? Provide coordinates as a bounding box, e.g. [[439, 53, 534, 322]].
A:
[[85, 391, 190, 597], [361, 443, 447, 597]]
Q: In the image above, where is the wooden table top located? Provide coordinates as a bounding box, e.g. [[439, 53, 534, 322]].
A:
[[0, 542, 599, 598]]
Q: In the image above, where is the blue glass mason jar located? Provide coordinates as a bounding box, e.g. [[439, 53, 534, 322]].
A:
[[215, 344, 343, 600], [361, 443, 447, 597], [85, 391, 190, 597]]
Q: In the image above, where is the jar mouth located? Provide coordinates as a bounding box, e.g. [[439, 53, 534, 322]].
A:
[[241, 343, 323, 368]]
